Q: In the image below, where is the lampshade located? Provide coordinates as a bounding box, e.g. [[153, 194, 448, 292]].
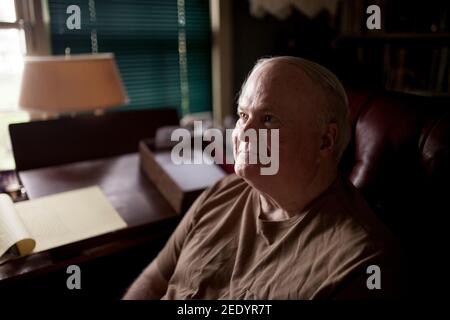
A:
[[19, 53, 128, 112]]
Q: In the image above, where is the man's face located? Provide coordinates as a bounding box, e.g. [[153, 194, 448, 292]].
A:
[[233, 62, 325, 190]]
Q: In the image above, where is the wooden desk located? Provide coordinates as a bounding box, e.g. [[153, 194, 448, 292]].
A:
[[0, 153, 180, 298]]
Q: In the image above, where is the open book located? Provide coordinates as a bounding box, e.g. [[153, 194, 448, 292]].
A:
[[0, 186, 127, 264]]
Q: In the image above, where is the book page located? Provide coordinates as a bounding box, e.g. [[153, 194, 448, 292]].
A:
[[14, 186, 127, 253], [0, 194, 36, 259]]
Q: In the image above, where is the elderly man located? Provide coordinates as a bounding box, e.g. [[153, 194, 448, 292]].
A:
[[123, 56, 398, 300]]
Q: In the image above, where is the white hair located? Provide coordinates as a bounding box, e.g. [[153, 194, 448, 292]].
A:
[[238, 56, 350, 161]]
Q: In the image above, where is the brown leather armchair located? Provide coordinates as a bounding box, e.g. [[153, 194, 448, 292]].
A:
[[340, 89, 450, 297]]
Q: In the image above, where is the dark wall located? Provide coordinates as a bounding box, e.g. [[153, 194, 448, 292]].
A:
[[232, 0, 337, 103], [231, 0, 450, 101]]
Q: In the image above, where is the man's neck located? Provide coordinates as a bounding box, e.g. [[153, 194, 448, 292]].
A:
[[258, 166, 338, 221]]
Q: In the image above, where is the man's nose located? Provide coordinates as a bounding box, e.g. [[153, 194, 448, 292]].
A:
[[235, 117, 259, 145], [240, 115, 258, 133]]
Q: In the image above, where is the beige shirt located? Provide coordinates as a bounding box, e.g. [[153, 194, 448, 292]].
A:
[[156, 174, 398, 299]]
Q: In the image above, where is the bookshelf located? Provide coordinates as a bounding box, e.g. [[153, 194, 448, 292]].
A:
[[335, 0, 450, 96]]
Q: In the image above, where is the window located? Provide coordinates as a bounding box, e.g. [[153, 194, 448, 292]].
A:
[[0, 0, 30, 170], [48, 0, 212, 116], [0, 0, 27, 111]]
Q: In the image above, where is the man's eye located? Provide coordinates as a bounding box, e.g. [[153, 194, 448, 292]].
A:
[[263, 115, 280, 128], [239, 112, 248, 120], [264, 115, 274, 123]]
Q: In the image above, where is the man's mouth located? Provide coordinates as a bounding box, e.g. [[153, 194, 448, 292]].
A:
[[237, 143, 271, 156], [238, 142, 257, 154]]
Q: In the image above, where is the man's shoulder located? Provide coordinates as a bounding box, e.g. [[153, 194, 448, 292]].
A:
[[303, 178, 399, 292], [315, 175, 395, 252], [203, 173, 249, 200]]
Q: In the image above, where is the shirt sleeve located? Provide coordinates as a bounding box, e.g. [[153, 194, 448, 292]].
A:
[[329, 248, 401, 300], [329, 261, 396, 299], [153, 189, 209, 282]]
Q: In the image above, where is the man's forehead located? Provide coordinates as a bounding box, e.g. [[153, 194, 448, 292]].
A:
[[252, 60, 312, 83], [237, 104, 278, 113], [240, 61, 320, 110]]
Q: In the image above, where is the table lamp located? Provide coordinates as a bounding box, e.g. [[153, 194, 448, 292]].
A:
[[18, 53, 128, 116]]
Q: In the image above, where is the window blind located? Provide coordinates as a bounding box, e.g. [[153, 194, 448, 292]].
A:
[[48, 0, 211, 115]]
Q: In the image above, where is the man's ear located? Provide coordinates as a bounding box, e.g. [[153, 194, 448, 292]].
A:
[[319, 122, 338, 156]]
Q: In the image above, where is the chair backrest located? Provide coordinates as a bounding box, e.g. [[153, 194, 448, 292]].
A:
[[339, 89, 450, 295], [9, 108, 179, 171], [340, 89, 450, 234]]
